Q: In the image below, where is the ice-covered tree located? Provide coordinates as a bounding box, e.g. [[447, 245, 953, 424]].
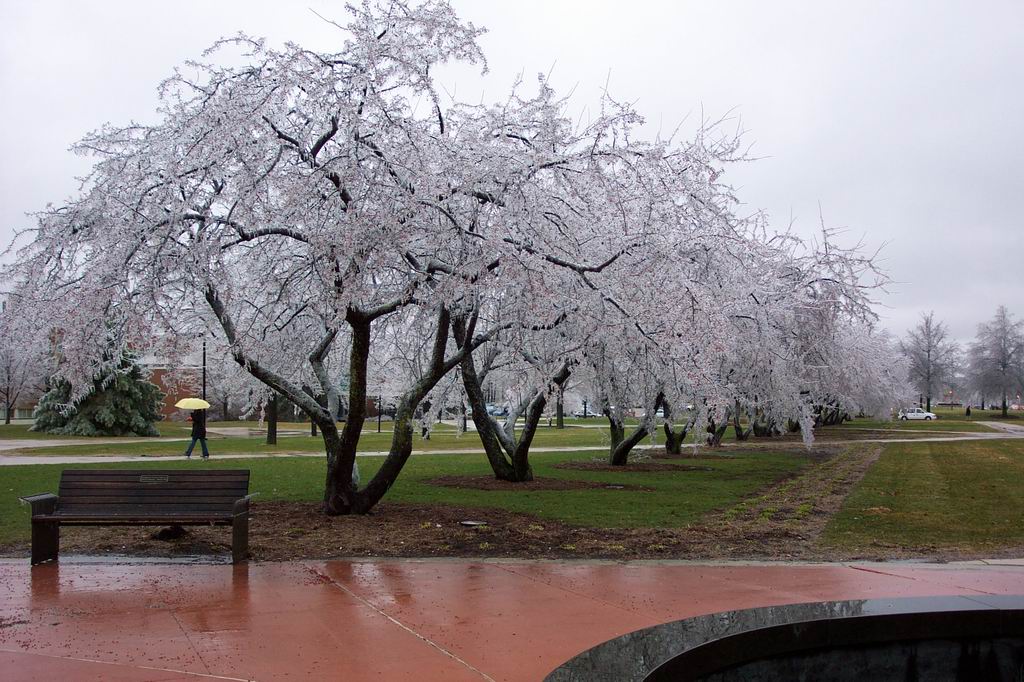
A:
[[0, 299, 50, 424], [32, 343, 164, 437], [8, 1, 664, 513], [968, 306, 1024, 417], [7, 0, 893, 510], [900, 312, 960, 411]]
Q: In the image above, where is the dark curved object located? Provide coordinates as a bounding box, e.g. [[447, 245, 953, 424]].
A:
[[544, 594, 1024, 682]]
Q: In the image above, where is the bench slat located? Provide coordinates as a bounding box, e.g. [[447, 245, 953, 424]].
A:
[[58, 497, 238, 507], [61, 496, 243, 504], [60, 476, 249, 483], [62, 481, 246, 491], [60, 473, 249, 477], [58, 489, 246, 499], [60, 481, 249, 491], [59, 469, 250, 477], [36, 516, 234, 525]]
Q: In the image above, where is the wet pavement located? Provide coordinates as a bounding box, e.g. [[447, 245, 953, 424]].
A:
[[1, 558, 1022, 681]]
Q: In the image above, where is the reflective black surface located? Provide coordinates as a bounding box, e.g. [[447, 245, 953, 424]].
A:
[[544, 595, 1024, 682]]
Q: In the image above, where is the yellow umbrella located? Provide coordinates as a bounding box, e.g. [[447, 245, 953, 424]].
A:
[[175, 398, 211, 410]]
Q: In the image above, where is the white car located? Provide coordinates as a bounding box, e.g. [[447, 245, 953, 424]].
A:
[[899, 407, 937, 421]]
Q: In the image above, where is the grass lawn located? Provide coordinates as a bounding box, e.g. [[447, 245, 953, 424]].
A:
[[0, 424, 97, 440], [7, 423, 618, 456], [832, 417, 996, 433], [0, 421, 284, 440], [823, 439, 1024, 552], [0, 449, 810, 547]]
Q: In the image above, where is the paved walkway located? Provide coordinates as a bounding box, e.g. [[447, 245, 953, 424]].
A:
[[2, 428, 1022, 466], [1, 558, 1021, 681], [980, 420, 1024, 434]]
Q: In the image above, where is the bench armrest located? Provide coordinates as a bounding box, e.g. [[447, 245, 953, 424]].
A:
[[19, 493, 58, 516], [232, 493, 258, 516]]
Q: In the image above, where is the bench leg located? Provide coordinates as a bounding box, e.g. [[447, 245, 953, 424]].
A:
[[31, 520, 59, 565], [232, 515, 249, 564]]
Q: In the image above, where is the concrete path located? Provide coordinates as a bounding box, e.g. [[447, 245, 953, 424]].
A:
[[980, 420, 1024, 435], [2, 427, 1023, 466], [0, 445, 621, 466], [1, 558, 1021, 681], [0, 437, 189, 453]]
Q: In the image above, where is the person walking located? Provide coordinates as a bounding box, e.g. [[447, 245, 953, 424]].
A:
[[184, 408, 209, 459]]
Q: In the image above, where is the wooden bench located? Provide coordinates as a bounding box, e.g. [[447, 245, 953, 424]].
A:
[[20, 469, 254, 564]]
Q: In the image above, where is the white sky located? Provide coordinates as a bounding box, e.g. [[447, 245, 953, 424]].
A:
[[1, 0, 1021, 343]]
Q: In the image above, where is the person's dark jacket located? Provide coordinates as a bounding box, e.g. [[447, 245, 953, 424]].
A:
[[191, 409, 207, 439]]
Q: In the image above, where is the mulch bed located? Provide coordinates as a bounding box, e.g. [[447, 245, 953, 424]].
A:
[[10, 495, 1016, 563], [427, 475, 653, 492], [650, 452, 737, 460], [552, 461, 716, 473]]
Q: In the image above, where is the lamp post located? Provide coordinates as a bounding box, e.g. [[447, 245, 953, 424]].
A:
[[202, 339, 207, 401]]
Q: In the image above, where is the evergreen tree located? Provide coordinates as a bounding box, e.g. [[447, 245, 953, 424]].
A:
[[32, 348, 164, 436]]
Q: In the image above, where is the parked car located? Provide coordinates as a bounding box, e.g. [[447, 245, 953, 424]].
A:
[[898, 407, 937, 421], [485, 404, 508, 417], [572, 406, 601, 418]]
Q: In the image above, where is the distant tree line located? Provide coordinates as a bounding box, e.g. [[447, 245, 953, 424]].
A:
[[901, 306, 1024, 417]]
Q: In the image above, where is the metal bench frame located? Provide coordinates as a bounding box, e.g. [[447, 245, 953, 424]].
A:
[[21, 469, 254, 564]]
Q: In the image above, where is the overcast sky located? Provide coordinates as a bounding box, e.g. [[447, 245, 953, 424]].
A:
[[1, 0, 1021, 343]]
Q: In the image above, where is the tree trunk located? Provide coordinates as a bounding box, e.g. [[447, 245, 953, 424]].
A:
[[506, 362, 573, 479], [3, 400, 10, 425], [663, 422, 686, 454], [732, 402, 752, 441], [607, 410, 652, 465], [607, 412, 625, 464], [1002, 392, 1008, 418], [926, 395, 932, 412], [456, 336, 517, 481], [350, 309, 462, 512], [222, 397, 229, 421], [266, 393, 278, 445], [455, 328, 570, 481], [321, 420, 356, 512], [323, 321, 371, 513], [661, 400, 689, 454], [555, 390, 564, 429], [752, 409, 779, 437], [706, 418, 727, 447]]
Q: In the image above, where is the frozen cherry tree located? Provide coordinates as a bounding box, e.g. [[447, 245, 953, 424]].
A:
[[8, 0, 898, 511], [9, 0, 671, 512]]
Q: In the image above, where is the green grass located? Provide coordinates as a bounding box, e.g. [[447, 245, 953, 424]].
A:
[[6, 423, 617, 456], [0, 424, 95, 440], [0, 449, 810, 546], [823, 439, 1024, 551], [832, 417, 995, 433]]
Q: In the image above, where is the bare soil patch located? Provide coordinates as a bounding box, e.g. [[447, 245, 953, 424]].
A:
[[553, 460, 715, 473], [427, 475, 653, 492], [650, 452, 736, 461]]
